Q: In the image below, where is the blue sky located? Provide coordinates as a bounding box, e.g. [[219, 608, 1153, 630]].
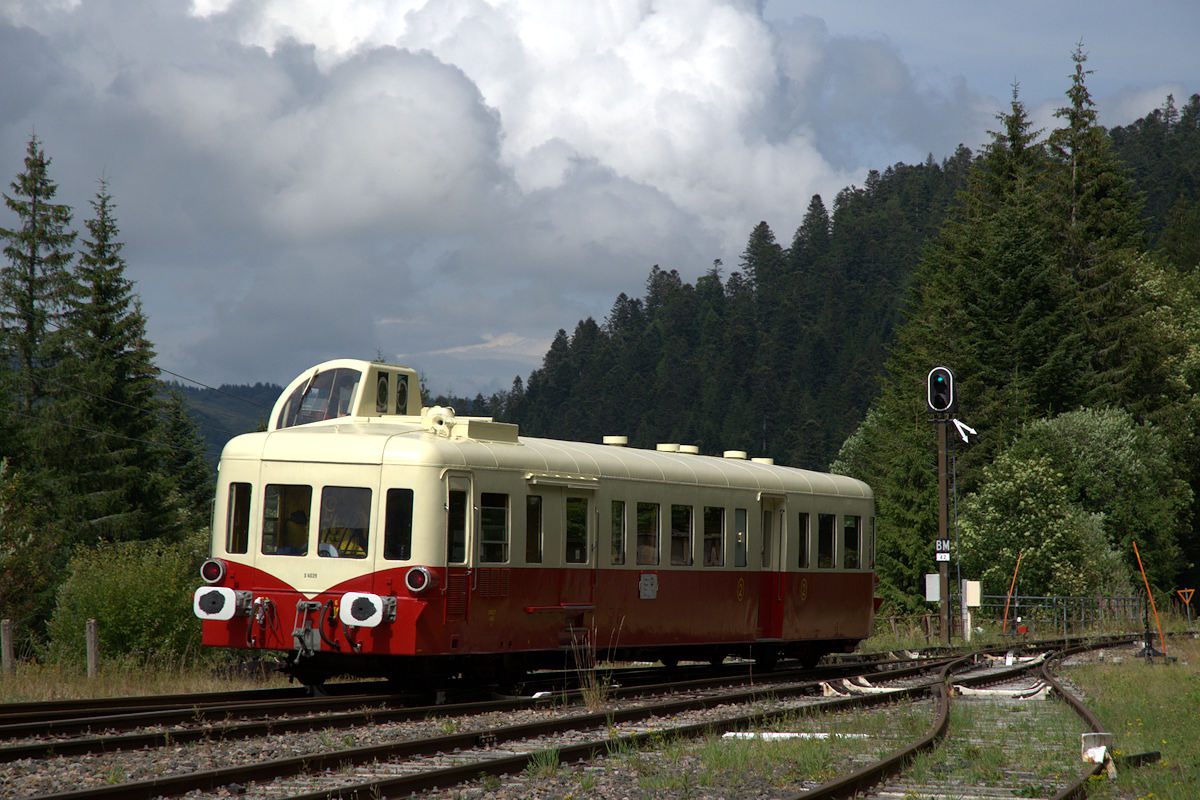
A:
[[1, 1, 1195, 395]]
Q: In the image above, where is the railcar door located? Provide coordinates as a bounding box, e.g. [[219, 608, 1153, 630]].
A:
[[756, 496, 787, 640], [557, 490, 596, 609], [443, 472, 473, 623]]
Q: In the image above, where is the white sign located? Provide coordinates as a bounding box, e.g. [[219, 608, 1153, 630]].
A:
[[936, 551, 950, 562], [952, 418, 977, 443]]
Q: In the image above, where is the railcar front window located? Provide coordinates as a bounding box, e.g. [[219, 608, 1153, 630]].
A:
[[611, 500, 626, 565], [817, 513, 835, 568], [447, 490, 467, 564], [526, 495, 543, 563], [384, 488, 413, 560], [278, 367, 362, 428], [565, 497, 588, 563], [318, 486, 371, 558], [480, 492, 509, 563], [670, 505, 692, 566], [797, 512, 810, 569], [703, 506, 723, 566], [844, 514, 861, 569], [636, 502, 659, 565], [734, 508, 747, 567], [225, 482, 251, 554], [262, 484, 312, 556]]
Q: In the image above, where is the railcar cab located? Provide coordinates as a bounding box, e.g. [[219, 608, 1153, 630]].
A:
[[269, 359, 422, 429]]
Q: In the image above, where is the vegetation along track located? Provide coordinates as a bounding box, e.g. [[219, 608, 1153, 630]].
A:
[[0, 639, 1127, 799]]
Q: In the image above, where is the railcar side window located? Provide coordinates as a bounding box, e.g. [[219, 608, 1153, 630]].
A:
[[480, 492, 509, 563], [225, 482, 251, 554], [797, 512, 810, 569], [703, 506, 723, 566], [670, 505, 692, 566], [383, 488, 413, 560], [565, 497, 588, 563], [447, 490, 468, 564], [636, 502, 659, 565], [844, 514, 861, 569], [611, 500, 626, 565], [734, 508, 748, 567], [817, 513, 835, 568], [318, 486, 371, 558], [868, 517, 876, 568], [525, 495, 543, 563], [262, 484, 312, 556]]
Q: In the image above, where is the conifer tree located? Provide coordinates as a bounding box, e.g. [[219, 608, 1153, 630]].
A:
[[0, 135, 76, 466]]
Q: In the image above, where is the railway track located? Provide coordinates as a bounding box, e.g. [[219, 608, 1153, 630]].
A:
[[1, 639, 1127, 799]]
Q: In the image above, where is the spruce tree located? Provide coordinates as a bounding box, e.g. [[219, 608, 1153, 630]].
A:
[[0, 135, 76, 467]]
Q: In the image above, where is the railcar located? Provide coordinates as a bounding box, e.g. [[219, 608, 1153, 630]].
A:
[[194, 359, 878, 685]]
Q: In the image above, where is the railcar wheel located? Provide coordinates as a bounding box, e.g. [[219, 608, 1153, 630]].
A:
[[753, 647, 778, 672], [660, 654, 680, 669]]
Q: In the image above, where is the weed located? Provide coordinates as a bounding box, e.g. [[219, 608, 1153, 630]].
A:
[[525, 748, 560, 779]]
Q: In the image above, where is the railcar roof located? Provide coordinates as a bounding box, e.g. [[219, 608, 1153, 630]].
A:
[[221, 421, 871, 499]]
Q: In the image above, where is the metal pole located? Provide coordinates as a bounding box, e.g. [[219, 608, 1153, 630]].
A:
[[937, 420, 950, 645]]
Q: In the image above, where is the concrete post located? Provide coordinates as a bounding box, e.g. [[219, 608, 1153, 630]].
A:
[[86, 619, 99, 678]]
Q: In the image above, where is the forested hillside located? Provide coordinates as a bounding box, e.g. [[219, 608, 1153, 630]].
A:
[[472, 55, 1200, 612]]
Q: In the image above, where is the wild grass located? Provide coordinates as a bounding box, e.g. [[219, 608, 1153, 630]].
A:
[[1066, 634, 1200, 800], [0, 652, 287, 703]]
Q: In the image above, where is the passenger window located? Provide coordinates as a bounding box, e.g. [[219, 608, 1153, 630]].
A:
[[447, 490, 467, 563], [868, 517, 876, 569], [761, 509, 773, 568], [636, 502, 659, 565], [318, 486, 371, 558], [525, 495, 543, 563], [670, 505, 692, 566], [817, 513, 835, 568], [703, 506, 723, 566], [844, 515, 861, 569], [480, 492, 509, 563], [262, 484, 312, 556], [797, 512, 810, 569], [384, 488, 413, 560], [225, 482, 251, 554], [611, 500, 626, 565], [565, 497, 588, 563], [734, 508, 747, 567]]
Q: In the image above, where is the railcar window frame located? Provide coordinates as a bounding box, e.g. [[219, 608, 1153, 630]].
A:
[[225, 482, 251, 554], [844, 514, 861, 569], [447, 489, 468, 564], [525, 495, 543, 564], [702, 506, 723, 566], [817, 512, 835, 569], [797, 511, 810, 569], [611, 500, 626, 565], [636, 502, 660, 566], [734, 507, 748, 567], [670, 504, 693, 566], [565, 496, 589, 564], [383, 488, 414, 560], [261, 483, 313, 556], [317, 485, 372, 559], [480, 492, 509, 563]]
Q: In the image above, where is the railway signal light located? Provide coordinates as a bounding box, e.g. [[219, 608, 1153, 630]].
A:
[[927, 366, 955, 413]]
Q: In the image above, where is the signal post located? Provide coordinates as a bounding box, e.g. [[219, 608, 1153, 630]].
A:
[[927, 367, 955, 645]]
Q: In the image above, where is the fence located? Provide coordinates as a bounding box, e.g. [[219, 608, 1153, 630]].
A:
[[1, 618, 102, 677]]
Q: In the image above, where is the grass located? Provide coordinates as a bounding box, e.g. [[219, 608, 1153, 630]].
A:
[[1065, 633, 1200, 800], [0, 654, 288, 703]]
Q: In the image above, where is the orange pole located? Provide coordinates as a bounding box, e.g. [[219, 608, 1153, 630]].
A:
[[1132, 539, 1167, 657], [1002, 551, 1023, 634]]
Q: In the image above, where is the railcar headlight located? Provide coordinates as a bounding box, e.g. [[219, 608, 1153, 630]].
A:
[[200, 558, 226, 584], [339, 592, 397, 627], [404, 566, 436, 594]]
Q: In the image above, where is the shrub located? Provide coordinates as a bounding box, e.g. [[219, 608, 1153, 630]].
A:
[[45, 531, 207, 665]]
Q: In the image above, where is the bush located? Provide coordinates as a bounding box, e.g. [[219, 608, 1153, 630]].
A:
[[45, 531, 208, 665]]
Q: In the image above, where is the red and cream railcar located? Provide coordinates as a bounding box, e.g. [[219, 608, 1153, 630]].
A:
[[194, 359, 877, 685]]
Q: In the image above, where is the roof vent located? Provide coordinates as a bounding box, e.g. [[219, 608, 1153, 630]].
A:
[[656, 443, 680, 452], [751, 457, 775, 465], [723, 450, 748, 460], [679, 444, 700, 455], [603, 435, 628, 446]]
